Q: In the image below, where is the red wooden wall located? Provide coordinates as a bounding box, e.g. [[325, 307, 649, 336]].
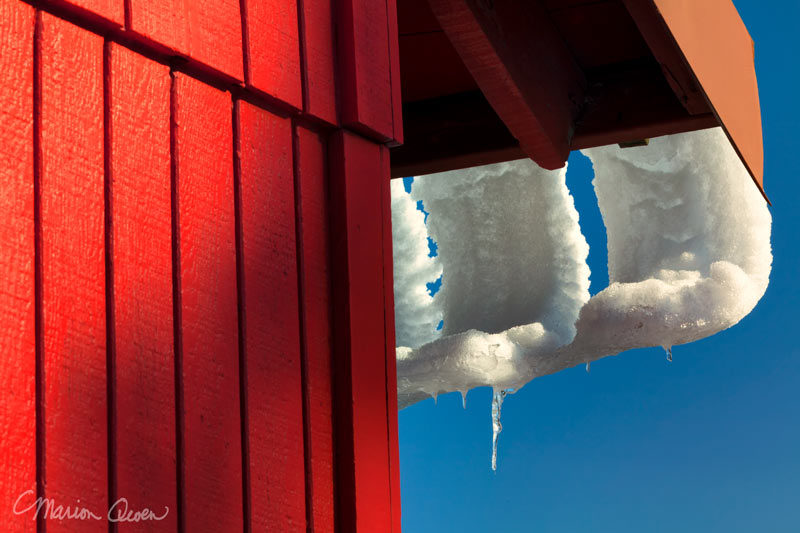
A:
[[0, 0, 403, 531]]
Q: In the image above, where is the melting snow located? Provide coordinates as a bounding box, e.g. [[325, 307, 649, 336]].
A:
[[393, 128, 772, 410]]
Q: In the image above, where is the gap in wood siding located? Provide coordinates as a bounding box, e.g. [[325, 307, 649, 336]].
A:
[[169, 69, 186, 533], [292, 122, 316, 532], [102, 37, 119, 533], [296, 0, 310, 113], [123, 0, 132, 31], [238, 0, 251, 88], [32, 9, 45, 533], [232, 97, 253, 533]]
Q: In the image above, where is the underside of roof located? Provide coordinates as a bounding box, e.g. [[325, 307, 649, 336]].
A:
[[391, 0, 765, 200]]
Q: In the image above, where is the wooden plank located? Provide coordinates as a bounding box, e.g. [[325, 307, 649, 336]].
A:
[[40, 12, 106, 531], [329, 131, 392, 532], [295, 126, 335, 532], [379, 145, 401, 532], [336, 0, 395, 142], [109, 43, 175, 530], [236, 100, 305, 531], [386, 0, 403, 145], [548, 1, 651, 70], [56, 0, 124, 26], [0, 2, 35, 530], [426, 0, 586, 170], [128, 0, 243, 80], [173, 72, 242, 533], [300, 0, 337, 124], [398, 31, 478, 103], [623, 0, 708, 115], [631, 0, 766, 197], [390, 91, 521, 178], [242, 0, 302, 109], [572, 61, 718, 149]]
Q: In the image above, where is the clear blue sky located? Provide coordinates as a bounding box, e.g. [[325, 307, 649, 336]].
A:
[[398, 2, 800, 531]]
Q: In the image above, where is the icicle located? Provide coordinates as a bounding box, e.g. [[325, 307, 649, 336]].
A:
[[491, 389, 508, 471], [432, 391, 438, 405], [460, 390, 468, 409], [585, 361, 591, 373], [664, 346, 673, 363]]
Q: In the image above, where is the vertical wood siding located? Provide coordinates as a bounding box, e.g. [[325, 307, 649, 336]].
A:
[[236, 100, 306, 530], [40, 12, 107, 533], [295, 126, 336, 532], [109, 42, 176, 532], [242, 0, 302, 109], [0, 2, 35, 531], [173, 72, 243, 533], [0, 0, 403, 531]]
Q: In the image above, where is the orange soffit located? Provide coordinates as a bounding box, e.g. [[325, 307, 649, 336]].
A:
[[647, 0, 766, 200]]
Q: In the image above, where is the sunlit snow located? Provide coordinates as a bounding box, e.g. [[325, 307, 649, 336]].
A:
[[393, 128, 772, 410]]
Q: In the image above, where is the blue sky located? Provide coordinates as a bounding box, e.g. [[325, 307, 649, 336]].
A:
[[398, 2, 800, 531]]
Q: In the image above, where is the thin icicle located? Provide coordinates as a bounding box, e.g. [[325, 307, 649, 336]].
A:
[[664, 346, 673, 363], [491, 389, 508, 471], [586, 361, 591, 373], [460, 390, 468, 409]]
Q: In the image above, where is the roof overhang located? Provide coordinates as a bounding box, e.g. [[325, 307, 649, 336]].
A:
[[390, 0, 766, 200]]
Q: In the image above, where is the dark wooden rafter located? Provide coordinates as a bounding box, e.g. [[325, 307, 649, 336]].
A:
[[425, 0, 587, 170], [391, 61, 717, 178]]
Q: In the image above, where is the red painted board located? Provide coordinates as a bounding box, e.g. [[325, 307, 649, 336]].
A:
[[0, 2, 35, 530], [336, 0, 395, 143], [649, 0, 765, 196], [379, 146, 402, 532], [54, 0, 124, 26], [109, 44, 175, 530], [128, 0, 243, 80], [173, 73, 242, 532], [386, 0, 403, 145], [243, 0, 302, 110], [300, 0, 337, 125], [328, 131, 392, 532], [40, 12, 106, 531], [295, 126, 335, 532], [236, 101, 305, 530]]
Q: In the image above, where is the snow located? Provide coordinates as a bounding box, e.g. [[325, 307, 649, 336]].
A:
[[391, 179, 443, 348], [394, 127, 772, 408], [394, 158, 590, 403]]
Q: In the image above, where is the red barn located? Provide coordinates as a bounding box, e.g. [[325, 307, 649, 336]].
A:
[[0, 0, 762, 531]]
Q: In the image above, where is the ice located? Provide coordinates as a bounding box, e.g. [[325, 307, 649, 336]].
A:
[[490, 389, 508, 471], [394, 128, 772, 408]]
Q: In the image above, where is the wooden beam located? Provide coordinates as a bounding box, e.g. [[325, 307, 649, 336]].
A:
[[391, 62, 719, 178], [426, 0, 586, 170], [572, 61, 718, 149], [625, 0, 766, 198], [328, 131, 393, 532]]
